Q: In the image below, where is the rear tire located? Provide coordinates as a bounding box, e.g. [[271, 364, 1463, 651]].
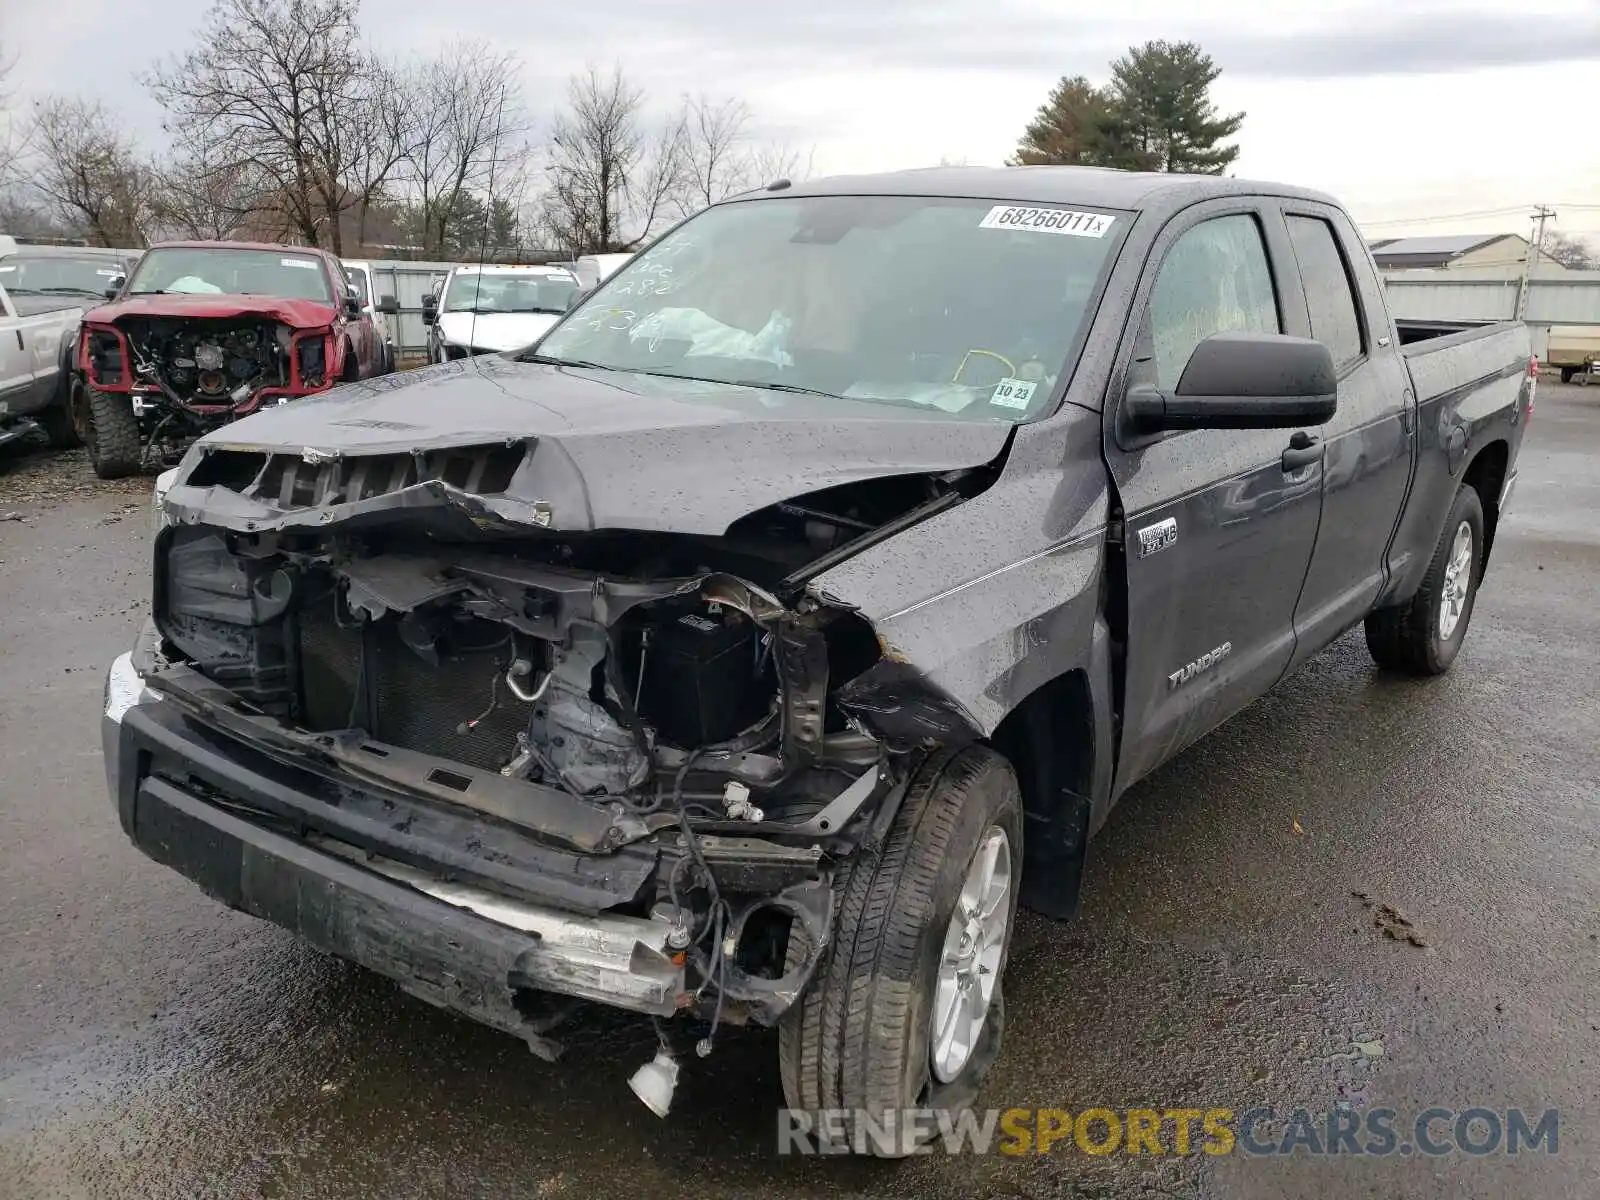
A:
[[779, 745, 1023, 1157], [1559, 367, 1575, 384], [84, 386, 143, 479], [1365, 483, 1485, 675]]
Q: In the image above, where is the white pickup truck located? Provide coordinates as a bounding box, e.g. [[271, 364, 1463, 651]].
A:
[[0, 278, 85, 451]]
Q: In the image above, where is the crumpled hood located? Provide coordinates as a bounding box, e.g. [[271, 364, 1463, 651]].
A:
[[437, 310, 560, 353], [186, 355, 1013, 535], [85, 292, 338, 329]]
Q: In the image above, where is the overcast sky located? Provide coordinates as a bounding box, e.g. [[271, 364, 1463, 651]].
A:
[[6, 0, 1599, 240]]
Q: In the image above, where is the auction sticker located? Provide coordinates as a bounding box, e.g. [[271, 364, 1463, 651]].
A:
[[281, 257, 318, 269], [990, 377, 1037, 409], [979, 205, 1114, 237]]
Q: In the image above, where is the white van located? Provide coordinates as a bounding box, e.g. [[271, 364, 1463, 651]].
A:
[[573, 253, 635, 291]]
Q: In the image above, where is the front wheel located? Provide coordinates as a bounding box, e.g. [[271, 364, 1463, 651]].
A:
[[1365, 483, 1485, 675], [779, 745, 1023, 1157], [84, 386, 143, 479]]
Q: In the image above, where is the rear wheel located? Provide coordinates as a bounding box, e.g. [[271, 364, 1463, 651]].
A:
[[84, 386, 143, 479], [1365, 483, 1485, 675], [779, 745, 1023, 1157]]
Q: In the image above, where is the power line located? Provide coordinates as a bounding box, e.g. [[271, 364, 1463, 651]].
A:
[[1359, 206, 1531, 227]]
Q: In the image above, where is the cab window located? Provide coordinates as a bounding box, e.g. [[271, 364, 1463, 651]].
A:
[[1286, 215, 1364, 371], [1147, 214, 1280, 390]]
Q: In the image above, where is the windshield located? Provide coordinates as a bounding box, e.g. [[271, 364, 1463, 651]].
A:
[[0, 255, 126, 297], [444, 272, 577, 315], [125, 247, 334, 302], [534, 195, 1125, 421]]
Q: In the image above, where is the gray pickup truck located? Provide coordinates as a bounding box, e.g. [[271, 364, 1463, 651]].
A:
[[102, 168, 1532, 1154]]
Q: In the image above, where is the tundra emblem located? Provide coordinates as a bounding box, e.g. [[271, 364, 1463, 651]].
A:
[[1137, 517, 1178, 558], [1168, 641, 1232, 689]]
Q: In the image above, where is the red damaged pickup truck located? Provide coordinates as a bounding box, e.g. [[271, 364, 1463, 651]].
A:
[[75, 241, 386, 478]]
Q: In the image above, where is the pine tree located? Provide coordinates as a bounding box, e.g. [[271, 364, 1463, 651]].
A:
[[1012, 77, 1134, 168], [1013, 41, 1244, 175], [1109, 41, 1244, 175]]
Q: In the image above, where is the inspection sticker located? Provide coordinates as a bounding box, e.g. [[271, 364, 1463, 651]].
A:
[[979, 205, 1114, 237], [990, 377, 1037, 409], [281, 257, 318, 269]]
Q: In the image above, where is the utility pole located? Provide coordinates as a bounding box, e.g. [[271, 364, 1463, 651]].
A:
[[1516, 204, 1556, 320]]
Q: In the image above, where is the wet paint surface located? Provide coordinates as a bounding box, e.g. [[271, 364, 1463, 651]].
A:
[[2, 388, 1598, 1198]]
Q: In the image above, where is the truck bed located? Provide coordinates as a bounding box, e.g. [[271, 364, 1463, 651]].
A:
[[1399, 320, 1532, 406]]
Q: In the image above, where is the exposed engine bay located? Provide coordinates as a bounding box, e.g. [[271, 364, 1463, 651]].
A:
[[124, 317, 296, 409], [144, 469, 979, 1034]]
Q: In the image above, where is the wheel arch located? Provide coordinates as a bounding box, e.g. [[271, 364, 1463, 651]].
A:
[[987, 624, 1116, 921], [1462, 439, 1509, 568]]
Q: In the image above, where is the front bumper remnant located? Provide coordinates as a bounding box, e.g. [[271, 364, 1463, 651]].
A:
[[102, 654, 689, 1035]]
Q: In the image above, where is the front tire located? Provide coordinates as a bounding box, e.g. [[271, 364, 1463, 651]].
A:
[[83, 386, 143, 479], [779, 745, 1023, 1157], [1365, 483, 1485, 675]]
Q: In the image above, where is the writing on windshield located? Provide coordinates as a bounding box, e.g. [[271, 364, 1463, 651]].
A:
[[536, 194, 1125, 423]]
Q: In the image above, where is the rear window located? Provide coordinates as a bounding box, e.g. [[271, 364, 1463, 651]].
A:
[[1286, 216, 1364, 370]]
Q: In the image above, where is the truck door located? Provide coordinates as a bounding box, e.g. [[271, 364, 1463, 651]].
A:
[[1104, 203, 1324, 794], [22, 308, 72, 409], [0, 285, 36, 414], [1278, 206, 1415, 665]]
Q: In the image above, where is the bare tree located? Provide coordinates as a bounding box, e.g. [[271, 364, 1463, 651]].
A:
[[673, 94, 751, 216], [397, 42, 528, 257], [346, 56, 413, 250], [748, 138, 815, 187], [671, 97, 815, 216], [146, 0, 366, 252], [30, 96, 153, 245], [0, 41, 30, 194], [1540, 229, 1598, 271], [150, 129, 267, 239], [542, 65, 684, 255]]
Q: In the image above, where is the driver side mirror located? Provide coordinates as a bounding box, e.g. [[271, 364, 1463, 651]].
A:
[[104, 275, 125, 301], [420, 293, 437, 326], [1124, 333, 1337, 433], [375, 293, 400, 316], [343, 284, 362, 318]]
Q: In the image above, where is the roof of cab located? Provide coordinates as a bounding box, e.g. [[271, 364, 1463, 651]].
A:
[[752, 165, 1341, 216]]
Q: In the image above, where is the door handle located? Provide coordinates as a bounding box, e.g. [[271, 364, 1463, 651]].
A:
[[1281, 431, 1323, 471]]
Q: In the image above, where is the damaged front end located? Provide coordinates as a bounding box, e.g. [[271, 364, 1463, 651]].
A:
[[81, 316, 335, 463], [136, 437, 990, 1039]]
